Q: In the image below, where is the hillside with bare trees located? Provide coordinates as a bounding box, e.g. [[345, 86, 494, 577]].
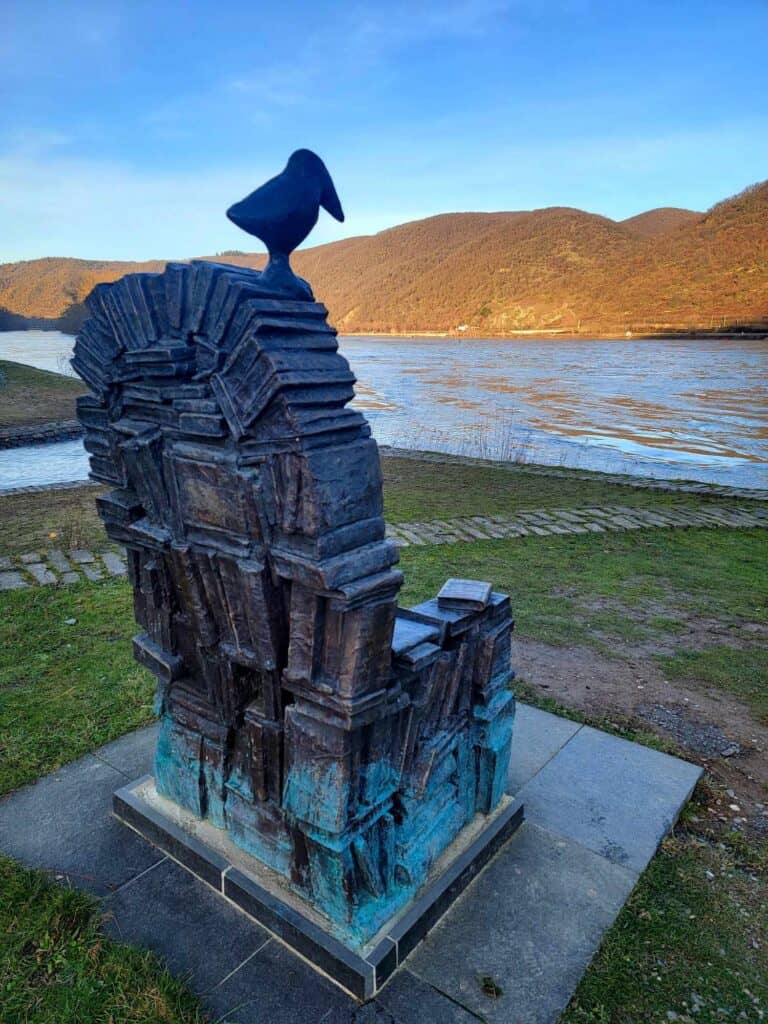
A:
[[1, 180, 766, 337]]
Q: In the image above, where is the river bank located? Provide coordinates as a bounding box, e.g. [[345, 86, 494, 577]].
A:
[[0, 420, 83, 450], [0, 359, 84, 436], [346, 327, 768, 340]]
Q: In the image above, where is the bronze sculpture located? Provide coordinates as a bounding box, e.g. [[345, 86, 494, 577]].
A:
[[227, 148, 344, 298], [73, 152, 518, 991]]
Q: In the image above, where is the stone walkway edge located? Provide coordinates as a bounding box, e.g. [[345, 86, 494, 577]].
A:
[[384, 501, 768, 547], [1, 500, 766, 590]]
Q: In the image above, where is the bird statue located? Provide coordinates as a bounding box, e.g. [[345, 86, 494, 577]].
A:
[[226, 149, 344, 299]]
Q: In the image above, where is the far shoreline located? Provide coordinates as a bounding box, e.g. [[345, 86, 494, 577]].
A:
[[1, 327, 766, 343], [341, 329, 768, 342]]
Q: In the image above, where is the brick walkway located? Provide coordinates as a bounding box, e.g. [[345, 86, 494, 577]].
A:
[[1, 502, 766, 590]]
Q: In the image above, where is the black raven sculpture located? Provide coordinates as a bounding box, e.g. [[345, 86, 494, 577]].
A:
[[227, 149, 344, 298]]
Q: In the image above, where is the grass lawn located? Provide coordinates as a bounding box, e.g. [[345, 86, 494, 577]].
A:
[[0, 856, 204, 1024], [0, 484, 109, 558], [380, 454, 741, 521], [0, 856, 205, 1024], [1, 451, 767, 1022], [561, 824, 767, 1023], [0, 358, 85, 429], [399, 528, 768, 721], [0, 580, 203, 1022], [0, 580, 154, 796]]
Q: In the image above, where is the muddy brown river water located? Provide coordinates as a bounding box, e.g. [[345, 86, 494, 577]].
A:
[[1, 330, 766, 491]]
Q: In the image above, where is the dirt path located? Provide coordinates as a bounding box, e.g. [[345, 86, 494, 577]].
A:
[[514, 637, 768, 840]]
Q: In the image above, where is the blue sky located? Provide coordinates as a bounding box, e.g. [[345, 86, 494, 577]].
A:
[[2, 0, 767, 262]]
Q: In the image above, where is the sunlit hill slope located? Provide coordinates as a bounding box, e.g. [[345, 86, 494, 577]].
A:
[[1, 180, 766, 337]]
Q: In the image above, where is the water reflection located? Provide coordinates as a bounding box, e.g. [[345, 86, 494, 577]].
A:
[[0, 439, 90, 490], [0, 331, 766, 491], [341, 335, 768, 486]]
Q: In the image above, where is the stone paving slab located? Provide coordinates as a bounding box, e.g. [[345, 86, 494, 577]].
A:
[[385, 502, 768, 548], [0, 755, 162, 895], [94, 722, 159, 779], [0, 704, 702, 1023], [26, 562, 56, 585], [104, 858, 271, 994], [102, 551, 128, 576], [515, 725, 702, 873], [46, 549, 72, 572], [0, 570, 27, 590], [507, 703, 582, 794], [407, 821, 636, 1024]]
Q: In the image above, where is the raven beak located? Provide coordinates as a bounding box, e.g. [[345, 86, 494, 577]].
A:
[[320, 177, 345, 222]]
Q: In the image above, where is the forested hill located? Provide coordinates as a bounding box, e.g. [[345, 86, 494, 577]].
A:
[[1, 180, 766, 337]]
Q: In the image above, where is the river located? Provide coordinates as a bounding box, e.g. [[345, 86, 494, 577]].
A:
[[1, 330, 766, 491]]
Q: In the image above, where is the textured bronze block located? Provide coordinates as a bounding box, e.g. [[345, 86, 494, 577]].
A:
[[73, 259, 516, 948]]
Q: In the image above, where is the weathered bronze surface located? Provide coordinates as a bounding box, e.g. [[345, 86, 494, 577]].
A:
[[73, 187, 515, 945]]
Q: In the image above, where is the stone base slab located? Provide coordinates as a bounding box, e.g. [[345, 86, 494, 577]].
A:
[[114, 776, 525, 1000]]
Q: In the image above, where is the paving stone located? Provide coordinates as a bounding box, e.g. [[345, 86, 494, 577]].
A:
[[451, 519, 492, 540], [19, 551, 41, 563], [95, 722, 159, 779], [104, 858, 270, 994], [507, 704, 582, 794], [81, 563, 104, 581], [471, 516, 507, 538], [393, 526, 425, 545], [554, 510, 589, 523], [0, 556, 12, 571], [0, 571, 28, 590], [515, 726, 702, 873], [69, 548, 95, 563], [46, 549, 72, 572], [372, 969, 481, 1023], [614, 516, 643, 532], [102, 551, 127, 576], [495, 522, 524, 538], [61, 571, 81, 584], [408, 822, 636, 1024], [26, 563, 57, 585], [204, 937, 354, 1023], [0, 755, 163, 895], [433, 519, 476, 542]]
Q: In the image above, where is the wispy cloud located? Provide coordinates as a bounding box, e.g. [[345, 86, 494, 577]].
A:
[[0, 152, 265, 262]]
